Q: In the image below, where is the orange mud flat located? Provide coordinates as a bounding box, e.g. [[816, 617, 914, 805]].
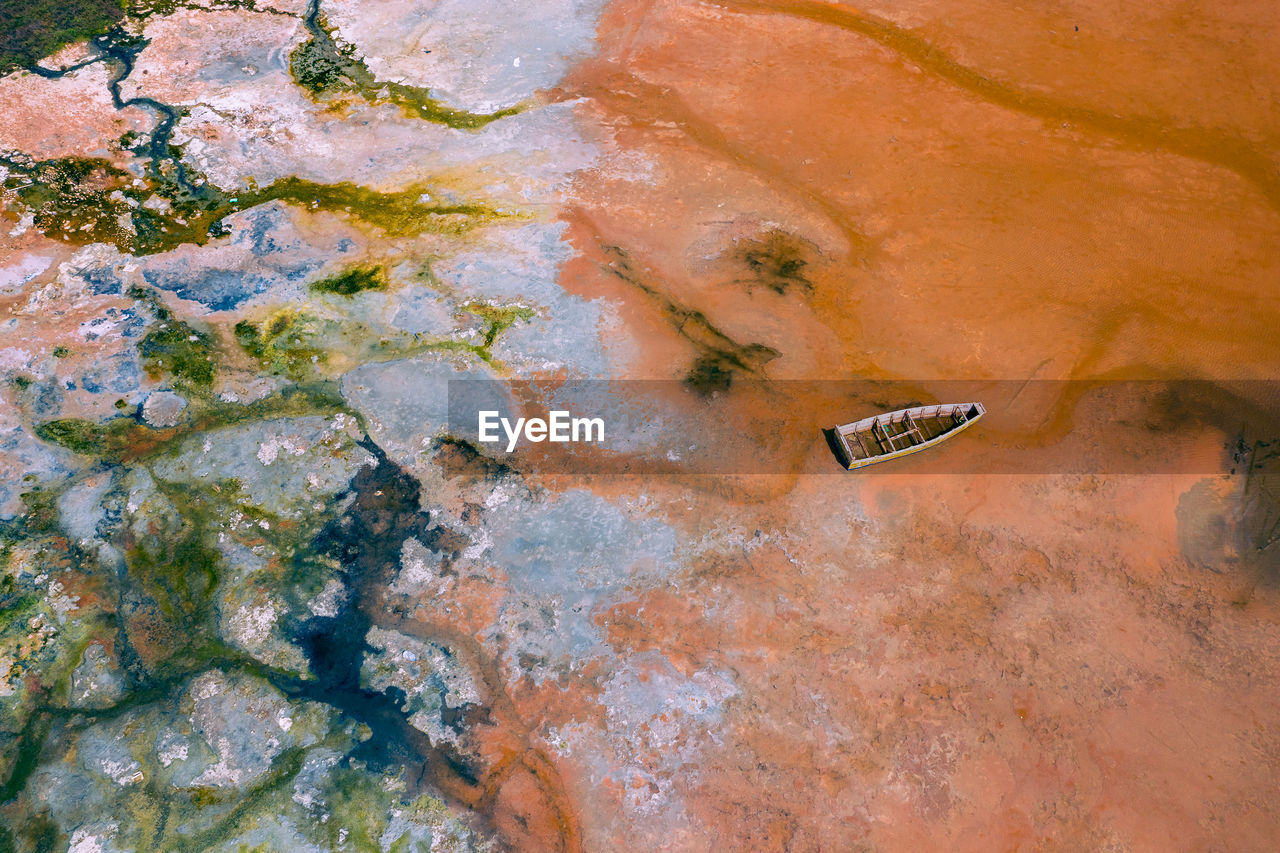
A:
[[527, 0, 1280, 849]]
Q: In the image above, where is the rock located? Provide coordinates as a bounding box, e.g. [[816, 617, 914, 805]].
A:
[[142, 390, 188, 428], [361, 627, 483, 746]]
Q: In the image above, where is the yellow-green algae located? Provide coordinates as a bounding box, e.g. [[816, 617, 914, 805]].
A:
[[1, 153, 511, 255], [125, 483, 221, 623], [290, 10, 526, 130], [234, 309, 329, 380], [1, 443, 470, 850], [233, 298, 534, 378], [261, 177, 507, 237], [463, 301, 536, 351], [0, 492, 119, 799], [5, 278, 479, 844], [309, 264, 387, 296], [131, 285, 221, 390], [140, 320, 218, 388], [35, 382, 351, 464]]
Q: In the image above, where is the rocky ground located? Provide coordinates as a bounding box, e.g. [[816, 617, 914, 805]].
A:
[[1, 0, 1279, 850]]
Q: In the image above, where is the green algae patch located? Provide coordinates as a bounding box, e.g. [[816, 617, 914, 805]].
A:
[[290, 15, 525, 130], [317, 764, 402, 851], [140, 320, 217, 388], [0, 0, 125, 73], [289, 22, 350, 93], [4, 154, 508, 254], [0, 712, 51, 804], [256, 177, 507, 237], [119, 480, 254, 670], [1, 420, 489, 848], [126, 519, 219, 621], [310, 265, 386, 297], [1, 153, 233, 256], [131, 285, 222, 390], [35, 415, 174, 462], [35, 384, 354, 463], [0, 529, 110, 781], [200, 382, 353, 429], [16, 488, 60, 536], [2, 155, 136, 248], [171, 746, 308, 853], [0, 595, 43, 649], [234, 302, 518, 378], [234, 309, 328, 380], [0, 812, 55, 853], [34, 416, 171, 461], [462, 301, 535, 351]]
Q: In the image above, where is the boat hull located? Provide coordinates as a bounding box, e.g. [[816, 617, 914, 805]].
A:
[[832, 402, 985, 470]]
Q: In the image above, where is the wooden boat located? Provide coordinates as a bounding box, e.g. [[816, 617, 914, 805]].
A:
[[831, 402, 985, 469]]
